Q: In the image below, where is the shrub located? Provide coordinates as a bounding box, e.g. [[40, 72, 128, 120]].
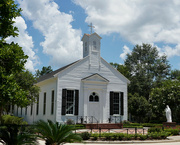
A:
[[123, 125, 143, 128], [142, 123, 154, 127], [124, 134, 134, 140], [130, 123, 141, 126], [148, 127, 162, 133], [1, 115, 27, 125], [139, 134, 148, 140], [79, 132, 90, 140], [148, 132, 160, 139], [101, 133, 112, 140], [134, 133, 139, 140], [148, 131, 170, 139], [69, 124, 85, 129], [123, 123, 143, 128], [160, 131, 171, 139], [164, 129, 179, 135], [117, 133, 125, 140], [111, 133, 118, 140], [91, 133, 99, 140]]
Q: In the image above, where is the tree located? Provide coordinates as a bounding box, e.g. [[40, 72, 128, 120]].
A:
[[149, 79, 180, 122], [0, 0, 21, 40], [128, 93, 149, 123], [0, 0, 39, 119], [169, 69, 180, 80], [35, 66, 53, 78], [35, 120, 82, 145], [125, 43, 171, 99], [14, 70, 40, 106]]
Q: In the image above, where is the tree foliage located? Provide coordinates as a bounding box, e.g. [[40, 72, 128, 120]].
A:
[[0, 0, 39, 119], [169, 69, 180, 80], [1, 115, 27, 125], [0, 0, 21, 40], [128, 93, 149, 123], [112, 44, 172, 122], [35, 66, 53, 78], [149, 80, 180, 122], [125, 43, 171, 99]]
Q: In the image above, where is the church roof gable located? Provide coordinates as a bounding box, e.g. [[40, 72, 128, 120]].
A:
[[82, 73, 109, 83]]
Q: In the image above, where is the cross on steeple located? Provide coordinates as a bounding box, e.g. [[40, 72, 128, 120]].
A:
[[88, 23, 95, 34]]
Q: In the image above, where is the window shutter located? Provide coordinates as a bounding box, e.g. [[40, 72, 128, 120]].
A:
[[61, 89, 67, 115], [120, 92, 124, 115], [75, 90, 79, 115], [110, 91, 114, 115]]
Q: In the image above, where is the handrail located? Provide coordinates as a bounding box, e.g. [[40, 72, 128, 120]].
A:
[[76, 116, 99, 124]]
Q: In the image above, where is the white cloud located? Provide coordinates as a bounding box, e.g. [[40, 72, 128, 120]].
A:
[[120, 45, 131, 60], [5, 17, 38, 72], [17, 0, 82, 67], [74, 0, 180, 58], [161, 45, 180, 58]]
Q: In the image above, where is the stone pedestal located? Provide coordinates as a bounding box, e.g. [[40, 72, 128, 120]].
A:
[[163, 122, 176, 128]]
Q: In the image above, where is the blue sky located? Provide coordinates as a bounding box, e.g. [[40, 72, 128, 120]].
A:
[[7, 0, 180, 72]]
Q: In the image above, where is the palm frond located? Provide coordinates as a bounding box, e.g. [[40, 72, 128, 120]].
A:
[[35, 120, 82, 144]]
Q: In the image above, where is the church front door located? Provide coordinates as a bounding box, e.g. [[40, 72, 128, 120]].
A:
[[88, 92, 100, 123]]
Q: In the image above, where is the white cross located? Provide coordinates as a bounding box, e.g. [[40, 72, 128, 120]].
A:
[[88, 23, 95, 34]]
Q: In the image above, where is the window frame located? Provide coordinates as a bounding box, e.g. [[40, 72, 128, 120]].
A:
[[66, 90, 75, 115], [36, 97, 39, 115], [30, 103, 33, 116], [51, 90, 55, 115], [43, 92, 46, 115], [113, 92, 120, 115], [110, 91, 124, 116], [89, 92, 99, 102], [62, 89, 79, 116]]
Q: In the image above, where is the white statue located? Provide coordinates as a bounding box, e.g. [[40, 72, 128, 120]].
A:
[[165, 105, 172, 122]]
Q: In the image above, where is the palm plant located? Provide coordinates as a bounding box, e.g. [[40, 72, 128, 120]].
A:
[[0, 125, 37, 145], [34, 120, 82, 145]]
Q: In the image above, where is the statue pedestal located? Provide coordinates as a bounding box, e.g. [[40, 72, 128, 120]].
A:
[[163, 122, 176, 128]]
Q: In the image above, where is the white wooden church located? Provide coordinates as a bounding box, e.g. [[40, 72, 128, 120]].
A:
[[15, 32, 130, 124]]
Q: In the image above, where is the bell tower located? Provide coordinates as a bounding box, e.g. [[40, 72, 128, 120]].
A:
[[81, 33, 102, 58], [81, 33, 102, 67]]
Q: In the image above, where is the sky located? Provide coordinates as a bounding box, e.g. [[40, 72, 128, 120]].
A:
[[6, 0, 180, 72]]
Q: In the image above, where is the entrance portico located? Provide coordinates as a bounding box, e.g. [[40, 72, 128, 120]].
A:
[[82, 73, 109, 123]]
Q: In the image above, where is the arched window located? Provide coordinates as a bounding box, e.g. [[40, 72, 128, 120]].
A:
[[89, 92, 99, 102]]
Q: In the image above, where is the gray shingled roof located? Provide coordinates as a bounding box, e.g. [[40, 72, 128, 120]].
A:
[[37, 60, 80, 83]]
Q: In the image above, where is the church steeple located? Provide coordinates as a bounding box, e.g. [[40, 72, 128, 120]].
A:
[[81, 33, 102, 68], [81, 33, 102, 58]]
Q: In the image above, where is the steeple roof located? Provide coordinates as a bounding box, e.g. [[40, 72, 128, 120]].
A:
[[81, 32, 102, 41]]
